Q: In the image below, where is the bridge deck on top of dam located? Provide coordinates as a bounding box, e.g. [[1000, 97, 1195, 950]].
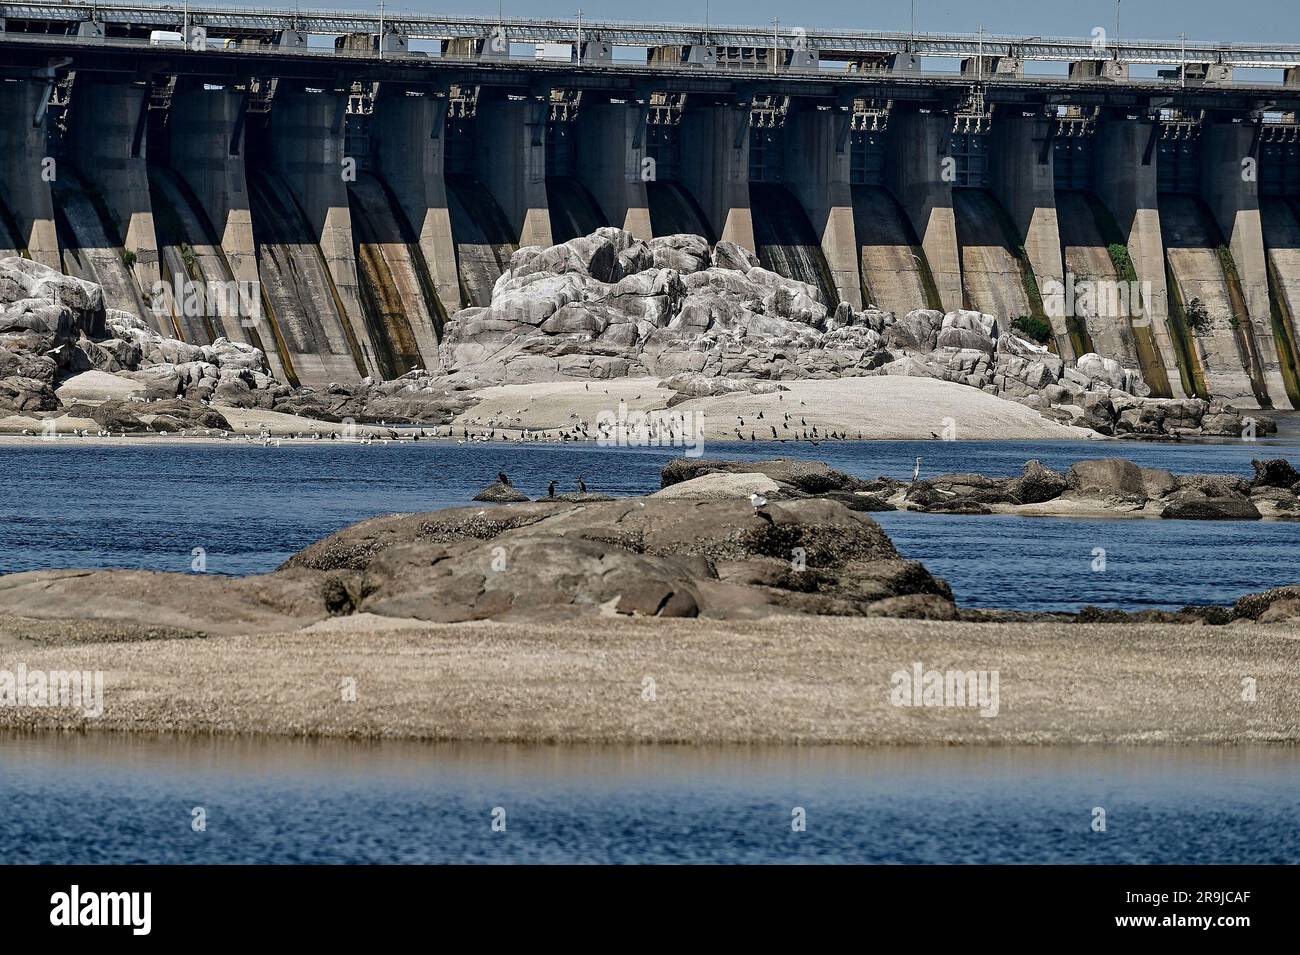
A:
[[5, 1, 1300, 69]]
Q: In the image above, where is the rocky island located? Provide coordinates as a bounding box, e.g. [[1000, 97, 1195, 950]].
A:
[[0, 456, 1295, 743]]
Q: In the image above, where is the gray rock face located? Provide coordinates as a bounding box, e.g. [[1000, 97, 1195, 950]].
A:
[[1068, 458, 1184, 499], [0, 501, 956, 628], [61, 397, 232, 433], [1160, 489, 1262, 521], [0, 257, 104, 339], [473, 481, 531, 503], [1010, 460, 1070, 504], [661, 457, 870, 494], [0, 375, 58, 413], [441, 232, 1272, 438], [272, 371, 478, 424], [281, 496, 955, 621], [0, 566, 340, 636], [1252, 458, 1300, 489]]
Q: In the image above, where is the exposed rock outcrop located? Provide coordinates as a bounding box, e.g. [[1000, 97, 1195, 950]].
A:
[[279, 496, 957, 622], [472, 481, 531, 503], [2, 242, 1278, 437], [665, 455, 1298, 522], [0, 495, 953, 628], [433, 231, 1271, 439]]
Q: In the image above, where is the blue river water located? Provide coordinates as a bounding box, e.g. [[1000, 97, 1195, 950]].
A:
[[0, 432, 1297, 865], [0, 431, 1295, 611], [1, 734, 1297, 864]]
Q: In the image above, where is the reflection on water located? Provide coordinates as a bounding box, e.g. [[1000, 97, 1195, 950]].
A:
[[1, 733, 1297, 864]]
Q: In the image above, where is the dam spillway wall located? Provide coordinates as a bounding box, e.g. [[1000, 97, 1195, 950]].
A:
[[680, 100, 755, 252], [347, 171, 443, 378], [988, 112, 1071, 359], [0, 81, 60, 269], [1, 54, 1298, 406], [1055, 189, 1139, 367], [1201, 121, 1294, 408], [781, 104, 862, 308], [162, 84, 282, 377], [60, 81, 162, 329], [573, 101, 652, 241], [884, 110, 963, 312], [369, 91, 462, 318], [265, 87, 382, 380], [52, 165, 155, 325], [474, 91, 553, 250]]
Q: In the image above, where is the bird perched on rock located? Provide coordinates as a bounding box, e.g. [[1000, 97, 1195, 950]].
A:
[[912, 456, 922, 483], [750, 492, 773, 524], [547, 480, 557, 498], [578, 476, 587, 493], [498, 471, 512, 487]]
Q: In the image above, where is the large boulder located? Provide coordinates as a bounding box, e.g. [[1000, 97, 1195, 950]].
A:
[[0, 375, 59, 413], [1160, 488, 1261, 521], [0, 348, 56, 383], [1008, 460, 1069, 504], [1251, 458, 1300, 489], [1067, 458, 1172, 498], [473, 481, 531, 503], [651, 472, 785, 501], [140, 398, 232, 431], [711, 240, 760, 273], [281, 497, 954, 621], [661, 457, 869, 494], [941, 309, 998, 339], [936, 326, 995, 354], [0, 299, 77, 356], [883, 309, 942, 353], [0, 257, 104, 335], [1075, 352, 1147, 395]]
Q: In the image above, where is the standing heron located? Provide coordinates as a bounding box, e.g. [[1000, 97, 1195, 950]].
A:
[[912, 457, 922, 483]]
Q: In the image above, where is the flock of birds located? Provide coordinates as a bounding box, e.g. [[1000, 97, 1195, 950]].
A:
[[13, 383, 934, 487]]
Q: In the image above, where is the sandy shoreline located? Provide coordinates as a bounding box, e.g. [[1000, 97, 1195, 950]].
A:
[[1, 615, 1296, 744], [449, 376, 1098, 441], [0, 375, 1100, 445]]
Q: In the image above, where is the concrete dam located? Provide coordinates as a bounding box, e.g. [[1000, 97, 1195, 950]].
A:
[[2, 4, 1300, 410]]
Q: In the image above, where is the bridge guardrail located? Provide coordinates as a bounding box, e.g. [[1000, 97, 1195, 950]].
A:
[[0, 31, 1291, 92]]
